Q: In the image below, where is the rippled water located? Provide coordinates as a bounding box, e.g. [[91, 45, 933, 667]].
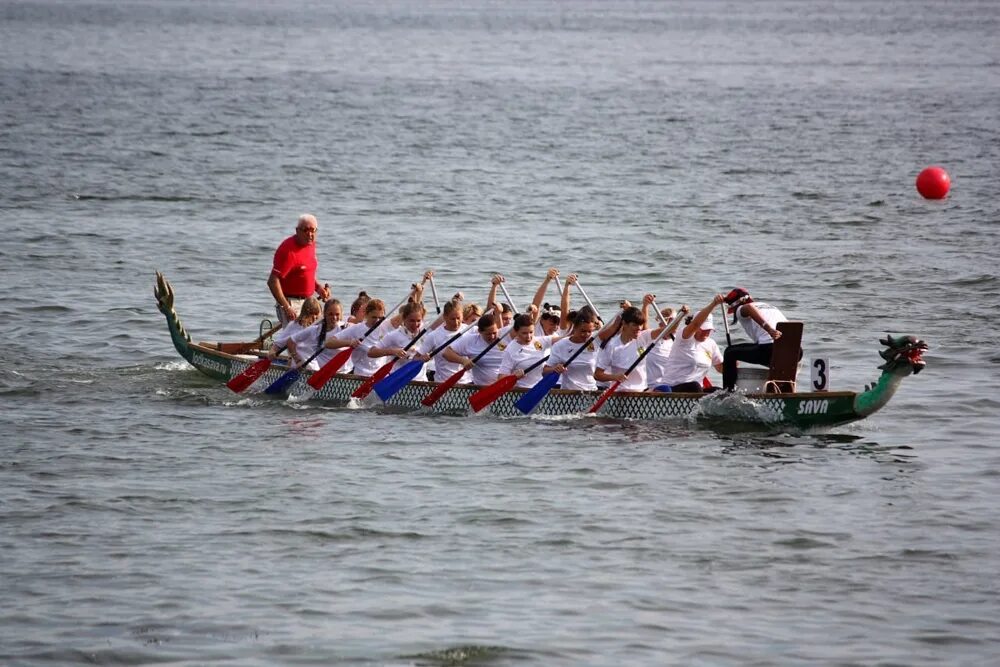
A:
[[2, 1, 1000, 665]]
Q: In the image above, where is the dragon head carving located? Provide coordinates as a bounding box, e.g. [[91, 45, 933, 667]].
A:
[[878, 334, 928, 375]]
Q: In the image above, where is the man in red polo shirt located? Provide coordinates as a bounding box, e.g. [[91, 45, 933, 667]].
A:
[[267, 214, 331, 325]]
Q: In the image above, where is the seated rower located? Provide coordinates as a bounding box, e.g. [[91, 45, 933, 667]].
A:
[[269, 297, 322, 361], [442, 312, 511, 387], [655, 295, 725, 393], [642, 303, 688, 388], [498, 310, 565, 388], [368, 301, 431, 380], [346, 291, 370, 325], [420, 298, 470, 382], [324, 298, 398, 377], [537, 303, 562, 337], [543, 307, 606, 392], [721, 287, 795, 391], [594, 295, 678, 392], [285, 298, 345, 371]]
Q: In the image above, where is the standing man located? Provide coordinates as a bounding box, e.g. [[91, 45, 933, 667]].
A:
[[268, 214, 331, 325]]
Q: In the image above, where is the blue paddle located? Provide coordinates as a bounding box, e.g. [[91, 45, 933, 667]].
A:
[[264, 345, 326, 395], [373, 325, 471, 402], [514, 308, 621, 415]]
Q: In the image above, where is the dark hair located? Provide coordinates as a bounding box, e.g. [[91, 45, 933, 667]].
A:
[[621, 307, 645, 326], [513, 313, 533, 330], [350, 291, 370, 315], [500, 303, 513, 314], [572, 308, 598, 328], [477, 313, 497, 332]]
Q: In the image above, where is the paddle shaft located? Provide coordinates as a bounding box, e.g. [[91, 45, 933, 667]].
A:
[[620, 306, 686, 378], [575, 281, 603, 321], [721, 300, 732, 347], [498, 281, 518, 315], [550, 306, 624, 373], [429, 276, 441, 314]]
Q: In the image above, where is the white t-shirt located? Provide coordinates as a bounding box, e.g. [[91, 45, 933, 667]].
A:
[[659, 333, 723, 387], [498, 335, 556, 388], [548, 336, 600, 391], [644, 335, 675, 386], [289, 320, 346, 371], [378, 326, 427, 381], [596, 330, 655, 392], [736, 302, 786, 345], [337, 319, 394, 377], [420, 324, 472, 382], [273, 321, 308, 350], [448, 330, 509, 387]]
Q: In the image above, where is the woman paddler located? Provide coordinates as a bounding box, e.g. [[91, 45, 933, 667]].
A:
[[418, 298, 469, 382], [268, 297, 322, 362], [541, 306, 604, 391], [324, 297, 400, 377], [285, 298, 345, 371], [594, 295, 674, 392], [497, 308, 565, 388], [368, 301, 432, 381], [441, 311, 510, 387], [656, 295, 725, 393], [641, 304, 687, 389]]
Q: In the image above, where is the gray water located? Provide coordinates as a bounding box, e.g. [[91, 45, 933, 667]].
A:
[[2, 1, 1000, 665]]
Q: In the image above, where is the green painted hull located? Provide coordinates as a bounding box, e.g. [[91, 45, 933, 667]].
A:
[[155, 273, 922, 429]]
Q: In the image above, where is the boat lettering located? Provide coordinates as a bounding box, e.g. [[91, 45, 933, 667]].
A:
[[192, 350, 228, 375], [797, 399, 829, 415]]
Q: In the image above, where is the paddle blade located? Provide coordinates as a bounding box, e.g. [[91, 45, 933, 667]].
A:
[[588, 381, 620, 414], [420, 368, 467, 407], [306, 347, 352, 390], [469, 374, 518, 413], [514, 372, 561, 415], [373, 360, 425, 402], [227, 358, 272, 393], [352, 360, 396, 399], [265, 368, 301, 395]]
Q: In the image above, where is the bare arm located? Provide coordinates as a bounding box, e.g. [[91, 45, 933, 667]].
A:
[[682, 295, 724, 339], [560, 273, 576, 331], [740, 303, 782, 341], [531, 268, 559, 314], [267, 273, 296, 322]]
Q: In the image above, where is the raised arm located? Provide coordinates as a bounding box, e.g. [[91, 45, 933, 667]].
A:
[[486, 274, 503, 314], [683, 294, 725, 339], [531, 268, 559, 314], [560, 273, 577, 331]]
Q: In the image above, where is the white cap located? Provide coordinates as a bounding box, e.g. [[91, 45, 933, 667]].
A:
[[700, 314, 714, 331]]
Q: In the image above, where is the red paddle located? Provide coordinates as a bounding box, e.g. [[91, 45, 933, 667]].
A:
[[351, 327, 429, 399], [587, 307, 684, 414], [468, 355, 549, 413], [305, 293, 411, 391]]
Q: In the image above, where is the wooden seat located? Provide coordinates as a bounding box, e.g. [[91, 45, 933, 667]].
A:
[[764, 321, 803, 394]]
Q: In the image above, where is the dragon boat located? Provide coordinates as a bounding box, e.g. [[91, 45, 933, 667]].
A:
[[154, 273, 927, 429]]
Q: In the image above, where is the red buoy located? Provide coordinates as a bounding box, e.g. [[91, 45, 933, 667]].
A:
[[916, 166, 950, 200]]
